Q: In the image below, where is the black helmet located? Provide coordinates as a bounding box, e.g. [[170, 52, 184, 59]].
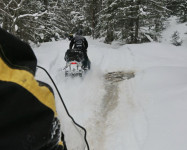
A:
[[76, 29, 83, 36]]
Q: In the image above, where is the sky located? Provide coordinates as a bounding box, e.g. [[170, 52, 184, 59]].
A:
[[33, 17, 187, 150]]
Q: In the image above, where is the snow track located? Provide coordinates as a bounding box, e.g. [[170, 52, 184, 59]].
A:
[[34, 35, 187, 150], [88, 71, 135, 150]]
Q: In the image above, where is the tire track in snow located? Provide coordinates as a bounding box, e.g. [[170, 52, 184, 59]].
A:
[[90, 71, 135, 150]]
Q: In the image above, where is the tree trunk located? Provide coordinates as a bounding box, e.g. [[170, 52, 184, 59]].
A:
[[134, 16, 139, 43]]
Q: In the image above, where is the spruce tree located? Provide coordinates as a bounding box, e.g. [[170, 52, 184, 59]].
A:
[[178, 0, 187, 23], [171, 31, 183, 46]]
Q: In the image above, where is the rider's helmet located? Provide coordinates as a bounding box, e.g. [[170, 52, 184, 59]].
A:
[[68, 33, 73, 40]]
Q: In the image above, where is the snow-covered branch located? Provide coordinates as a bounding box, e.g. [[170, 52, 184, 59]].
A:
[[18, 10, 48, 19], [4, 0, 14, 9], [18, 0, 26, 7], [150, 0, 172, 12]]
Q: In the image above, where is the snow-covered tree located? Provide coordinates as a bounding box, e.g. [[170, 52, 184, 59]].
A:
[[95, 0, 125, 43], [139, 0, 168, 42], [95, 0, 168, 43], [0, 0, 47, 42], [83, 0, 101, 37], [178, 0, 187, 23], [171, 31, 183, 46], [0, 0, 174, 44], [166, 0, 187, 23], [0, 0, 68, 43]]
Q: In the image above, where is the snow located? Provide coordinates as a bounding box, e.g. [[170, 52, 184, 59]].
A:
[[161, 16, 187, 47], [15, 24, 18, 31], [18, 10, 47, 19], [33, 18, 187, 150]]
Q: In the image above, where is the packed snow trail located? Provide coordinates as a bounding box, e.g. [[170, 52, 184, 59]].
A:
[[34, 33, 187, 150], [34, 39, 149, 150]]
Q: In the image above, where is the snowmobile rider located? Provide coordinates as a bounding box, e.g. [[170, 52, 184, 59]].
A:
[[0, 27, 67, 150], [69, 29, 90, 69]]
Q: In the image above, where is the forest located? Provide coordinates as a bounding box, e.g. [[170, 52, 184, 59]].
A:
[[0, 0, 186, 44]]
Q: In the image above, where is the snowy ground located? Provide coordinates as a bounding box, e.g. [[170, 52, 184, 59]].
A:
[[161, 16, 187, 47], [33, 19, 187, 150]]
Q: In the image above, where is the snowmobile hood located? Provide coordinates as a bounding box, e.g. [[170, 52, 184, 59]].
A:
[[0, 28, 37, 75]]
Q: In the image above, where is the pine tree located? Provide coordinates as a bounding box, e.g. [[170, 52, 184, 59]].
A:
[[178, 0, 187, 23], [95, 0, 168, 43], [95, 0, 124, 43], [139, 0, 168, 42], [84, 0, 101, 37], [0, 0, 172, 44], [171, 31, 183, 46], [166, 0, 187, 23], [68, 0, 88, 33]]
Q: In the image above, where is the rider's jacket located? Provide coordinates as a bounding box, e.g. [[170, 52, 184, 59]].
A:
[[69, 35, 88, 51], [0, 28, 66, 150]]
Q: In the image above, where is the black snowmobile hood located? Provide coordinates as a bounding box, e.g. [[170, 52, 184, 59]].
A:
[[0, 28, 37, 75]]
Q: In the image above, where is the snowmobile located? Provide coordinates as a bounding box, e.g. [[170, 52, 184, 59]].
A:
[[64, 49, 85, 77]]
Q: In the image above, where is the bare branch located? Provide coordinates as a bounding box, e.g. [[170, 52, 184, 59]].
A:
[[18, 0, 26, 7], [4, 0, 14, 9], [13, 0, 18, 5], [0, 8, 13, 18]]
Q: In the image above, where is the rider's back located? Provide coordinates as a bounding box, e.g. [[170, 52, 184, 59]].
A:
[[74, 35, 86, 50]]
